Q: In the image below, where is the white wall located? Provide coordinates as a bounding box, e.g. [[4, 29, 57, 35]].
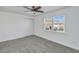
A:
[[34, 7, 79, 50], [0, 11, 33, 42]]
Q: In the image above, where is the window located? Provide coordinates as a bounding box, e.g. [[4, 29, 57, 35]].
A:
[[44, 16, 65, 32]]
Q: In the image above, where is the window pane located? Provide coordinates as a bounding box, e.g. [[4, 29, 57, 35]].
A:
[[53, 16, 65, 32], [44, 18, 53, 31]]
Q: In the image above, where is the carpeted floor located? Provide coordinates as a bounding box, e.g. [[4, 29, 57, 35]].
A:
[[0, 35, 79, 53]]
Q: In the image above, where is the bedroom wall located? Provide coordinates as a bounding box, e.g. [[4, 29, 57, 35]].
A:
[[34, 7, 79, 50], [0, 11, 33, 42]]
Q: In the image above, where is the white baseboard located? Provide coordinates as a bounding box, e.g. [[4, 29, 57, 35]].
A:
[[34, 34, 79, 51], [0, 34, 33, 42]]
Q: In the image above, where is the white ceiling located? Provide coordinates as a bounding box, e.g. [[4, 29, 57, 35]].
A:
[[0, 6, 68, 17]]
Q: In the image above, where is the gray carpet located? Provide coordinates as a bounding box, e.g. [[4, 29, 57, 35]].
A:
[[0, 35, 79, 53]]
